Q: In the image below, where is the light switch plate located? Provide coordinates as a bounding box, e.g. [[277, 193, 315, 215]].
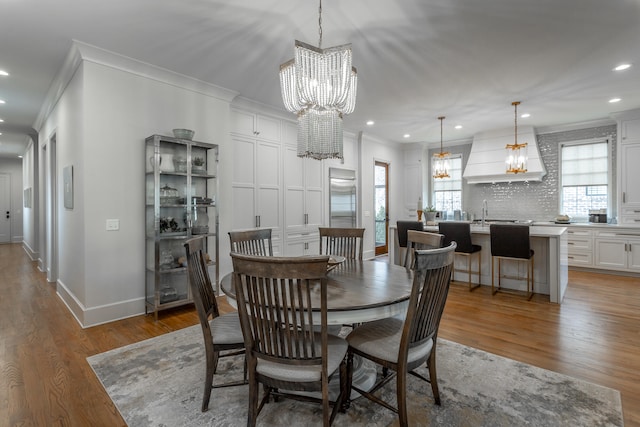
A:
[[106, 219, 120, 231]]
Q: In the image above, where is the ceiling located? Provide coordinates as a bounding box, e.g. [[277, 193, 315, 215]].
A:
[[1, 0, 639, 158]]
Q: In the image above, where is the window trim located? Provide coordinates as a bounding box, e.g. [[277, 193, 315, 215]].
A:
[[558, 137, 612, 219], [431, 153, 463, 211]]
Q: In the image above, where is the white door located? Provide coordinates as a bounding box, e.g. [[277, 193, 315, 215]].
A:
[[0, 173, 10, 243]]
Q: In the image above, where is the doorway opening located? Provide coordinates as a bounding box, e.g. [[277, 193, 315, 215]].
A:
[[374, 161, 389, 256]]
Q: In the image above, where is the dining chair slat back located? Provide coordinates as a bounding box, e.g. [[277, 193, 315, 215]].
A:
[[404, 230, 445, 269], [228, 228, 273, 256], [319, 227, 365, 260], [231, 253, 347, 427]]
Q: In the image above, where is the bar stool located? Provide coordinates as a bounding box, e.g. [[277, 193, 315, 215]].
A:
[[396, 221, 424, 265], [489, 224, 534, 300], [439, 221, 482, 291]]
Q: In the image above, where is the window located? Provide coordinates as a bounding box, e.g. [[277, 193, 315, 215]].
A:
[[432, 155, 462, 212], [560, 140, 609, 219]]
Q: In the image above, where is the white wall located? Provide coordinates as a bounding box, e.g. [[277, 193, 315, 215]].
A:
[[37, 43, 236, 327]]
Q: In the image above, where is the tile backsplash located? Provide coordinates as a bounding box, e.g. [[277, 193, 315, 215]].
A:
[[463, 124, 617, 221]]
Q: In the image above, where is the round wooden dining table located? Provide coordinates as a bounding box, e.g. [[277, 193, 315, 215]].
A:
[[219, 258, 415, 325], [220, 258, 416, 397]]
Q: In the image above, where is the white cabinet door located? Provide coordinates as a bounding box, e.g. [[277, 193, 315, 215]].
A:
[[304, 157, 324, 229], [594, 239, 627, 269], [256, 141, 281, 229], [232, 136, 281, 230], [621, 118, 640, 142], [230, 109, 280, 142], [620, 143, 640, 207], [628, 241, 640, 270], [232, 137, 257, 230]]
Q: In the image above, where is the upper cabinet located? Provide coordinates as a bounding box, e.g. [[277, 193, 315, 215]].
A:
[[616, 111, 640, 225], [620, 117, 640, 142], [231, 109, 281, 142]]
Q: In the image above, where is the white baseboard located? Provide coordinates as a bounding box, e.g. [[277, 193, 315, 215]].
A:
[[56, 279, 146, 328]]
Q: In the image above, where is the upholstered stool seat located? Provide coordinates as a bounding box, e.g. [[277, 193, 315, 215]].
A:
[[439, 221, 482, 291]]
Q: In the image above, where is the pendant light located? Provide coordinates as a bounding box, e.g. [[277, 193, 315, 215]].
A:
[[279, 0, 357, 160], [433, 116, 450, 179], [506, 101, 528, 174]]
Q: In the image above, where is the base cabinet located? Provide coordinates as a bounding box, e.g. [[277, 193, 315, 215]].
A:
[[567, 229, 593, 267], [594, 230, 640, 272]]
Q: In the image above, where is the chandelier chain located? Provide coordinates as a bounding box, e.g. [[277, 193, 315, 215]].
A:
[[318, 0, 323, 48]]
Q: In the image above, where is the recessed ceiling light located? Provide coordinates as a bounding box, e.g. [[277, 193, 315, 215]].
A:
[[403, 134, 411, 138], [0, 100, 5, 104], [521, 113, 531, 118], [614, 64, 631, 71], [18, 155, 23, 159], [455, 125, 462, 129], [0, 118, 3, 122], [0, 70, 8, 76], [0, 132, 2, 135], [609, 97, 622, 103], [366, 120, 375, 126]]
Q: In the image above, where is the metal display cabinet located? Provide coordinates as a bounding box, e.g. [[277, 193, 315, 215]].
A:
[[145, 134, 219, 320]]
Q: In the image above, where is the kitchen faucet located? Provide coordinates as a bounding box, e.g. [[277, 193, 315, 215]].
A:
[[481, 199, 488, 227]]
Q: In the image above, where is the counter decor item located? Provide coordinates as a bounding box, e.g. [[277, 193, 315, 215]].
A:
[[172, 128, 195, 140], [424, 206, 438, 223], [555, 214, 571, 224]]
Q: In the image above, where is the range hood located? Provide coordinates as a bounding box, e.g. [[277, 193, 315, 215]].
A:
[[463, 126, 546, 184]]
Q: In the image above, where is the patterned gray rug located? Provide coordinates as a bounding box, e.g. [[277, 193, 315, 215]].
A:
[[87, 325, 623, 427]]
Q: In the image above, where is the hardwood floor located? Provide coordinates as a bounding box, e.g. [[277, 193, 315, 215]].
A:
[[1, 243, 638, 426]]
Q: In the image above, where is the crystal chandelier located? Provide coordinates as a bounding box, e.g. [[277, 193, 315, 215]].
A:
[[506, 101, 528, 174], [279, 0, 357, 160], [433, 116, 450, 179]]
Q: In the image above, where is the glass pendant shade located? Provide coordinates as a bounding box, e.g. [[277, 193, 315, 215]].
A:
[[506, 143, 528, 174], [433, 116, 450, 179], [506, 101, 528, 174], [279, 3, 357, 161]]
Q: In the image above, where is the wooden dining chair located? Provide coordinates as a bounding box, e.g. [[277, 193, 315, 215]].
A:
[[344, 242, 456, 427], [184, 237, 247, 412], [230, 253, 348, 427], [228, 228, 273, 256], [403, 230, 445, 269], [319, 227, 365, 260]]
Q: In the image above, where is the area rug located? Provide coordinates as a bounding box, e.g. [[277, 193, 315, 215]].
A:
[[87, 325, 623, 426]]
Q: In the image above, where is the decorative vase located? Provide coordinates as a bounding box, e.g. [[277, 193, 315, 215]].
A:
[[417, 210, 423, 221], [425, 211, 437, 223]]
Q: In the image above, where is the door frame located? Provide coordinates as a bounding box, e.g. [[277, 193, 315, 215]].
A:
[[374, 161, 389, 256]]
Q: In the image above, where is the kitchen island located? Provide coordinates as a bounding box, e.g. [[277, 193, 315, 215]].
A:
[[390, 223, 568, 303]]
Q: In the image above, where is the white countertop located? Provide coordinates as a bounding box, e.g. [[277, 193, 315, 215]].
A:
[[424, 224, 567, 237]]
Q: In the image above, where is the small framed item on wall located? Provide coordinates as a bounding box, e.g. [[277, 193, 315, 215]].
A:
[[63, 165, 73, 209], [23, 187, 32, 208]]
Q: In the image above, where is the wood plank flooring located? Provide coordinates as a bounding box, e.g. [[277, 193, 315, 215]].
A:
[[1, 243, 638, 426]]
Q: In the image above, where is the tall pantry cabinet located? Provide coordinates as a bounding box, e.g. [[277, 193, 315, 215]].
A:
[[230, 108, 326, 256], [616, 110, 640, 225], [230, 109, 284, 254]]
